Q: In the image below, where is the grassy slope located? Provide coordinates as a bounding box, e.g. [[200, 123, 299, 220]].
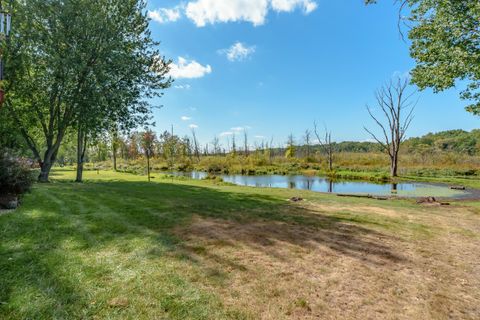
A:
[[1, 170, 479, 319]]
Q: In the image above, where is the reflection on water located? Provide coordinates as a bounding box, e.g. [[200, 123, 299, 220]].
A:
[[167, 171, 439, 196]]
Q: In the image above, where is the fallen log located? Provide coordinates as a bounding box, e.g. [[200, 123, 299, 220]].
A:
[[337, 193, 372, 198], [336, 194, 390, 200], [450, 186, 466, 190]]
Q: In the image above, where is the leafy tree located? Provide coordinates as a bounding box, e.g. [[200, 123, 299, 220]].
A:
[[71, 1, 171, 182], [366, 0, 480, 114], [285, 134, 296, 159], [5, 0, 170, 182]]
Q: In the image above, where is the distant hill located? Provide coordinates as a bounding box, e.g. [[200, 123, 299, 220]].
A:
[[403, 129, 480, 155], [289, 129, 480, 156]]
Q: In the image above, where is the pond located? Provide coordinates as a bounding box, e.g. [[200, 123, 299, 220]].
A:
[[165, 171, 475, 199]]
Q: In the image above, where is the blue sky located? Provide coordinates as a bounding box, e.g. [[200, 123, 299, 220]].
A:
[[146, 0, 478, 147]]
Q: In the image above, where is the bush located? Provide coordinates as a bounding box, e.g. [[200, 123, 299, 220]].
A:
[[0, 150, 35, 195]]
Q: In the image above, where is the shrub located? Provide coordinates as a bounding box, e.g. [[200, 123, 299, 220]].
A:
[[0, 150, 35, 195]]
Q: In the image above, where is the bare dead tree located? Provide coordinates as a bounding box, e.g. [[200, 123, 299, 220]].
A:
[[191, 128, 200, 161], [211, 136, 220, 155], [269, 136, 274, 163], [314, 122, 334, 172], [303, 129, 312, 159], [232, 134, 237, 155], [364, 78, 416, 177], [243, 129, 249, 156]]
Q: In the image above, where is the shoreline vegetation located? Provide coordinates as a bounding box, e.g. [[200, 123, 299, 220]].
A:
[[64, 138, 480, 189], [50, 129, 480, 189], [67, 156, 480, 190]]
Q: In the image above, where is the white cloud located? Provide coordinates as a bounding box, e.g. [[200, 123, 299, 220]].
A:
[[231, 126, 251, 132], [174, 84, 191, 90], [254, 135, 265, 139], [186, 0, 268, 27], [181, 116, 192, 121], [189, 124, 199, 129], [168, 57, 212, 79], [220, 42, 256, 61], [148, 6, 182, 24], [220, 131, 234, 136], [185, 0, 317, 27], [271, 0, 317, 13]]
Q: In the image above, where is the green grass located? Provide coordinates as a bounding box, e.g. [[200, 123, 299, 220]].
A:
[[0, 169, 478, 319]]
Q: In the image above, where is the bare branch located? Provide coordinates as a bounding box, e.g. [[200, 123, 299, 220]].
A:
[[364, 77, 417, 176]]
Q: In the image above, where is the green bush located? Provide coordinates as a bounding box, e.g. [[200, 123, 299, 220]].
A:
[[0, 150, 35, 195]]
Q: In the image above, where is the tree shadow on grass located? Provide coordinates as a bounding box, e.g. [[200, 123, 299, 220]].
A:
[[0, 179, 407, 318]]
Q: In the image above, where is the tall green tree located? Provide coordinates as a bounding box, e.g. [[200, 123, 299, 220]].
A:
[[366, 0, 480, 114], [4, 0, 170, 182], [72, 0, 171, 182]]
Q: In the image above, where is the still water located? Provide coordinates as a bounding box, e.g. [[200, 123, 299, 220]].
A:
[[166, 171, 469, 198]]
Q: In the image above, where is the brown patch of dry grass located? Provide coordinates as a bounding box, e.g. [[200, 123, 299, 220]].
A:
[[175, 201, 480, 319]]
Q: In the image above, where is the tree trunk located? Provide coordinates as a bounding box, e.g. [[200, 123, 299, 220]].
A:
[[390, 154, 398, 177], [37, 146, 61, 183], [76, 125, 87, 183], [112, 144, 117, 171], [76, 157, 84, 182], [147, 152, 151, 182], [328, 151, 333, 172], [38, 161, 53, 183]]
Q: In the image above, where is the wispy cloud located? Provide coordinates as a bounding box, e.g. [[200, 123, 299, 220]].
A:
[[219, 42, 256, 62], [168, 57, 212, 79], [148, 6, 182, 24], [189, 124, 199, 129], [231, 126, 251, 132], [220, 131, 234, 136], [174, 84, 191, 90], [181, 116, 191, 121]]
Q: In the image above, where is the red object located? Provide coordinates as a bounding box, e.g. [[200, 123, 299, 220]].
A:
[[0, 89, 4, 106]]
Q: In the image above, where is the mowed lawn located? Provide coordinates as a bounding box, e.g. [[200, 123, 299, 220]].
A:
[[1, 170, 479, 319]]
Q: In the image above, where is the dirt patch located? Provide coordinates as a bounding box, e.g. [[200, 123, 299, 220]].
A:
[[305, 202, 401, 218], [174, 202, 480, 319]]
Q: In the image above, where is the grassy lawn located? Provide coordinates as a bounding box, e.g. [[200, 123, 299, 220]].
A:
[[1, 169, 479, 319]]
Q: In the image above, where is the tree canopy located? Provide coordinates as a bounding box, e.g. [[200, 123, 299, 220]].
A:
[[4, 0, 171, 182], [366, 0, 480, 115]]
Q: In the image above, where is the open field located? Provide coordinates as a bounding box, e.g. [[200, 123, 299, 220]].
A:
[[1, 170, 480, 319]]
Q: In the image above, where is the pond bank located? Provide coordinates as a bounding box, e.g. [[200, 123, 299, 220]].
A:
[[163, 170, 478, 200]]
